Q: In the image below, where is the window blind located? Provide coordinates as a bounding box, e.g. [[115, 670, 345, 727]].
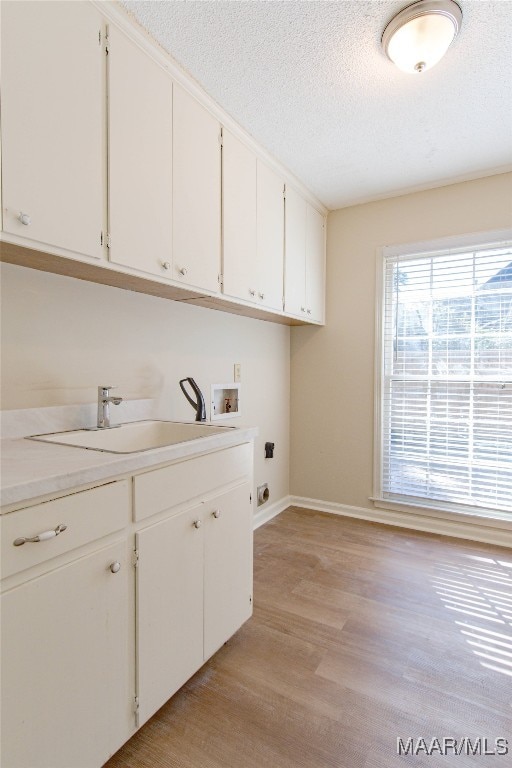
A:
[[381, 242, 512, 514]]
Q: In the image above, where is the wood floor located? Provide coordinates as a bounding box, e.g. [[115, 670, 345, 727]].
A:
[[105, 508, 512, 768]]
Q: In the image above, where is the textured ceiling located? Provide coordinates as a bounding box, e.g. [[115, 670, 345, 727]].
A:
[[119, 0, 512, 210]]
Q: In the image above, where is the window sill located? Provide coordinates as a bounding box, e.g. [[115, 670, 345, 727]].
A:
[[370, 496, 512, 531]]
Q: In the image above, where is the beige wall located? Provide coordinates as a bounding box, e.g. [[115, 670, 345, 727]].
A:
[[3, 173, 511, 514], [0, 264, 290, 504], [290, 172, 512, 509]]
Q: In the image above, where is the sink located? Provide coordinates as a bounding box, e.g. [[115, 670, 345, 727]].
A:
[[27, 420, 233, 454]]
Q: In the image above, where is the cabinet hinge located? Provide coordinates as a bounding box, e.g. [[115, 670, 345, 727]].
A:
[[249, 492, 252, 504], [218, 129, 223, 147], [106, 233, 111, 249], [249, 595, 253, 605], [283, 185, 286, 199], [132, 549, 139, 569], [218, 273, 223, 287], [133, 695, 140, 728], [98, 30, 101, 46], [100, 231, 103, 247]]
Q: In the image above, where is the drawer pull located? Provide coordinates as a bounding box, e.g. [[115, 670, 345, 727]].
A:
[[13, 523, 67, 547], [212, 509, 221, 519], [192, 519, 202, 529], [110, 561, 121, 574]]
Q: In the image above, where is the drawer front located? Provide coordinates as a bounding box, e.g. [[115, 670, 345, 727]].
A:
[[1, 481, 130, 580], [134, 443, 252, 522]]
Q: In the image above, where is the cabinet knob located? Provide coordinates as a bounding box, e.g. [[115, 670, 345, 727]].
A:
[[109, 561, 121, 574], [212, 509, 221, 519], [307, 309, 312, 315], [300, 307, 306, 313], [18, 212, 32, 226], [178, 266, 188, 276], [193, 519, 202, 529], [161, 261, 171, 271], [249, 289, 256, 297], [258, 292, 265, 300]]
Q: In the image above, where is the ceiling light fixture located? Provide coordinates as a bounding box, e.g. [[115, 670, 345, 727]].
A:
[[382, 0, 462, 74]]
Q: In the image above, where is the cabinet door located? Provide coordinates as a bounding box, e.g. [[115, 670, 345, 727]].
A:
[[204, 483, 253, 660], [222, 130, 258, 303], [108, 25, 173, 276], [283, 185, 307, 317], [1, 0, 104, 258], [257, 161, 284, 312], [306, 204, 326, 323], [173, 85, 221, 293], [0, 541, 132, 768], [136, 505, 204, 726]]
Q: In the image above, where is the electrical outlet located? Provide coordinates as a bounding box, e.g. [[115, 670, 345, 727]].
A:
[[234, 363, 241, 383]]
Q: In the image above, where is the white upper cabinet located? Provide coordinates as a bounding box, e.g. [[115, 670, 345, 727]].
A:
[[107, 24, 173, 277], [173, 84, 221, 293], [284, 186, 307, 316], [305, 204, 326, 322], [284, 186, 325, 323], [1, 0, 104, 258], [256, 161, 285, 311], [222, 130, 284, 311], [0, 0, 324, 324], [222, 130, 258, 302], [108, 37, 220, 293]]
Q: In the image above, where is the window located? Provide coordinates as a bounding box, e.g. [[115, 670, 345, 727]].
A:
[[376, 233, 512, 516]]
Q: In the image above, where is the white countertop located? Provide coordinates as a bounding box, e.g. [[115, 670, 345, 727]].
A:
[[1, 425, 258, 509]]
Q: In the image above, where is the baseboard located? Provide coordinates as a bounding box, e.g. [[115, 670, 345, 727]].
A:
[[289, 496, 512, 549], [253, 495, 292, 530]]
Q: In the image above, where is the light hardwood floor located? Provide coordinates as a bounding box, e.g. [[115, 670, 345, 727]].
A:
[[105, 508, 512, 768]]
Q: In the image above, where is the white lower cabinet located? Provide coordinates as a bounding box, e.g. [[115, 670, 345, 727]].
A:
[[0, 444, 254, 767], [203, 484, 253, 660], [136, 503, 204, 726], [0, 483, 132, 768], [136, 481, 252, 726]]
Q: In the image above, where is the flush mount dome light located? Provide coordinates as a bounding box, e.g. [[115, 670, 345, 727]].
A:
[[382, 0, 462, 74]]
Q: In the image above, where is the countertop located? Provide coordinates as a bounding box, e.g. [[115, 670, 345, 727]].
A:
[[1, 425, 258, 509]]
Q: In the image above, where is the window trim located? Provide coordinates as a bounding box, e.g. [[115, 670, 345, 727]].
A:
[[373, 227, 512, 522]]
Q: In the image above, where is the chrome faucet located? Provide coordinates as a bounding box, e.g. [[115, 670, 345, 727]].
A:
[[97, 386, 123, 429]]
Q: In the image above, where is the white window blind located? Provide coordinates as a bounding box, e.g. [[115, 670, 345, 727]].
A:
[[380, 240, 512, 514]]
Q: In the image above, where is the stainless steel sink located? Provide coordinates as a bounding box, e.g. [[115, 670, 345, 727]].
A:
[[27, 420, 232, 454]]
